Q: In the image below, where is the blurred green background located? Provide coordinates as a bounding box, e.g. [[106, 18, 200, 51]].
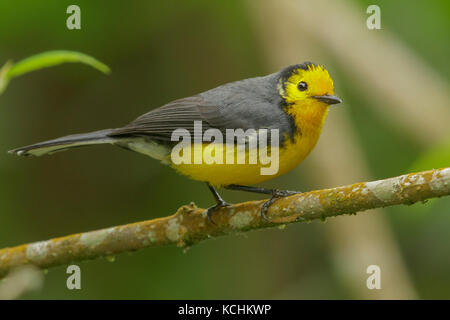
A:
[[0, 0, 449, 299]]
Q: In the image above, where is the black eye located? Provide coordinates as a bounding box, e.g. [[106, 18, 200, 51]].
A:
[[297, 81, 308, 91]]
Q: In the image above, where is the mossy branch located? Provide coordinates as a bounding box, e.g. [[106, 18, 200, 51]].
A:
[[1, 167, 449, 278]]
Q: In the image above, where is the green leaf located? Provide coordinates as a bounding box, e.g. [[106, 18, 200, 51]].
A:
[[0, 60, 13, 96], [6, 50, 111, 79], [0, 50, 110, 97]]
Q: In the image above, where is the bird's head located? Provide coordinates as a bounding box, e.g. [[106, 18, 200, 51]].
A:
[[278, 62, 342, 106]]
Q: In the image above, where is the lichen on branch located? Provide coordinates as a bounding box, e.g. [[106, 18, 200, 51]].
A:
[[0, 167, 449, 278]]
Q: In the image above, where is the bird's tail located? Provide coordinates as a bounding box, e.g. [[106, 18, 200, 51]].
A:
[[9, 129, 117, 157]]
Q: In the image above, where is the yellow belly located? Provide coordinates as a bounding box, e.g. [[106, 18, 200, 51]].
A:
[[170, 130, 320, 186], [168, 100, 328, 186]]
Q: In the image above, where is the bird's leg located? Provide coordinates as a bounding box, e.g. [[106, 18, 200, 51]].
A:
[[225, 184, 299, 221], [205, 183, 232, 224]]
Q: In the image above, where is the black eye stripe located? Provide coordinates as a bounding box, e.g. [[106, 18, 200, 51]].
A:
[[297, 81, 308, 91]]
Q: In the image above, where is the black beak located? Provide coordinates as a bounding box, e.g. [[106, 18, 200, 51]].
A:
[[312, 94, 342, 105]]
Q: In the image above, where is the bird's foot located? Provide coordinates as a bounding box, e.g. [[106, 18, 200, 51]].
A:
[[261, 189, 299, 221], [206, 200, 232, 225]]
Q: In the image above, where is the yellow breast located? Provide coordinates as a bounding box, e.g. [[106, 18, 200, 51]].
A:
[[170, 100, 329, 186]]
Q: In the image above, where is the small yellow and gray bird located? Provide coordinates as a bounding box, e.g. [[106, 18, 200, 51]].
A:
[[9, 62, 342, 222]]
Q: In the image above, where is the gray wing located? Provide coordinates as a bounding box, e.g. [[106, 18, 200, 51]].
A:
[[109, 74, 295, 144], [109, 95, 217, 141]]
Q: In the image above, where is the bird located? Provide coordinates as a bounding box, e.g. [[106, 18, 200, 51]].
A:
[[9, 62, 342, 222]]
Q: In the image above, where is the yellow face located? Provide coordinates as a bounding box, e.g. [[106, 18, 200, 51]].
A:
[[279, 64, 335, 104]]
